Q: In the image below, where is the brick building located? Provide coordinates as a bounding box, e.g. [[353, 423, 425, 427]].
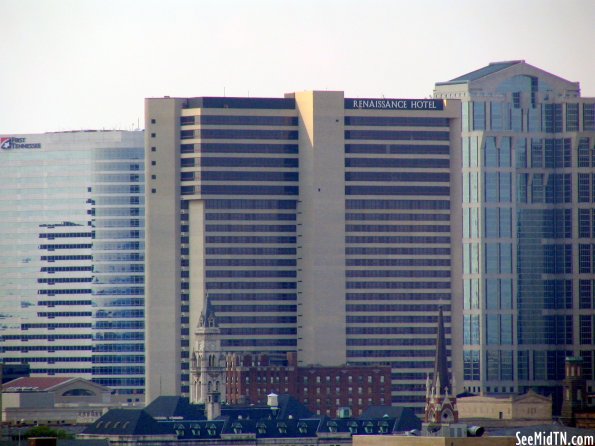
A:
[[226, 352, 391, 416]]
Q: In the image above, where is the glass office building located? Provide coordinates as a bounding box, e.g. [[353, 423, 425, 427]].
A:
[[144, 92, 462, 411], [435, 61, 595, 411], [0, 131, 145, 400]]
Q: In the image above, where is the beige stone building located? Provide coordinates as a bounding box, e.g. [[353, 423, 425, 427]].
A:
[[457, 391, 552, 421], [145, 92, 462, 412]]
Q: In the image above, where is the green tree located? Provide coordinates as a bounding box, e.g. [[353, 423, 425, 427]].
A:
[[23, 425, 74, 439]]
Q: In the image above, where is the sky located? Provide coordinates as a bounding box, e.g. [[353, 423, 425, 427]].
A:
[[1, 0, 594, 134]]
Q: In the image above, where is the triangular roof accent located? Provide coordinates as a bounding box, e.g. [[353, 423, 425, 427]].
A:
[[449, 61, 523, 83], [436, 60, 581, 90], [2, 376, 109, 393], [513, 390, 552, 403]]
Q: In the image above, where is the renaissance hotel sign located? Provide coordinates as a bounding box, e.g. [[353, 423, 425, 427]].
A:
[[346, 98, 444, 110]]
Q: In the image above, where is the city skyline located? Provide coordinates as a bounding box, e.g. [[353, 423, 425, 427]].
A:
[[1, 0, 594, 134]]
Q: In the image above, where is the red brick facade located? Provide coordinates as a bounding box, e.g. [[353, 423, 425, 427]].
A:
[[226, 353, 391, 416]]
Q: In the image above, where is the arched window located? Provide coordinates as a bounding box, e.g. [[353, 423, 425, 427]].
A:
[[62, 389, 96, 397]]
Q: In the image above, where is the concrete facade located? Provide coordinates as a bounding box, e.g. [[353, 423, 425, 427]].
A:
[[457, 391, 552, 421], [144, 92, 462, 412]]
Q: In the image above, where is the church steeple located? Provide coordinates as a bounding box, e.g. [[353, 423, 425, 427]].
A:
[[433, 307, 450, 396], [190, 295, 226, 411], [424, 307, 458, 424], [199, 294, 217, 328]]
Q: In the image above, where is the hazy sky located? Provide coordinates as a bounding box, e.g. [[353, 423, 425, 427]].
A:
[[1, 0, 594, 134]]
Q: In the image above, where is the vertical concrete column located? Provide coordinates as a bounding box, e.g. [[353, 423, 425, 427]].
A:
[[145, 98, 182, 402], [294, 91, 347, 366]]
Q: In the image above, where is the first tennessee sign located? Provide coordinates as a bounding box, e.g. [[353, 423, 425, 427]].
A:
[[346, 98, 444, 111], [0, 137, 42, 150]]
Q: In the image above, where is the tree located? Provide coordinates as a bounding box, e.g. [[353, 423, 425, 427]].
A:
[[22, 425, 74, 439]]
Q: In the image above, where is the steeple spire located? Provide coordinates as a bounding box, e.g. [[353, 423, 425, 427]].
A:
[[424, 306, 458, 424], [432, 306, 450, 396], [199, 294, 217, 328]]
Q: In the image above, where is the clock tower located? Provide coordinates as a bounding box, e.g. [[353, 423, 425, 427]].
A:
[[190, 297, 226, 413]]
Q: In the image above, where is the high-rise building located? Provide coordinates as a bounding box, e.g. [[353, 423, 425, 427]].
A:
[[145, 92, 462, 411], [0, 131, 145, 400], [434, 61, 595, 411]]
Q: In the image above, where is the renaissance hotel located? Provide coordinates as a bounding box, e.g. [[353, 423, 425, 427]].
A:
[[144, 91, 462, 410]]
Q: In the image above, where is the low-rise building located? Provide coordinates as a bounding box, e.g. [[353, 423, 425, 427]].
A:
[[1, 377, 142, 425], [226, 352, 392, 417], [78, 395, 421, 445], [457, 391, 552, 421]]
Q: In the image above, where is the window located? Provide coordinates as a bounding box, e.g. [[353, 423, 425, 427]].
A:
[[151, 146, 156, 152], [566, 104, 579, 131], [512, 92, 521, 109], [150, 132, 156, 137], [151, 119, 156, 124], [473, 102, 486, 130], [583, 103, 595, 131]]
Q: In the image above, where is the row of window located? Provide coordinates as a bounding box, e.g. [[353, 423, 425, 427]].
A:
[[347, 303, 448, 312], [205, 258, 297, 267], [346, 212, 449, 221], [206, 293, 296, 301], [346, 258, 450, 266], [346, 247, 450, 255], [346, 235, 450, 244], [346, 270, 450, 278], [181, 115, 298, 126], [204, 282, 296, 290], [346, 185, 449, 196], [181, 171, 299, 182], [346, 292, 450, 301], [181, 129, 298, 140], [206, 270, 296, 278], [205, 224, 296, 233], [465, 101, 595, 132], [346, 281, 449, 290], [345, 158, 449, 168], [205, 212, 296, 221], [346, 199, 449, 210], [181, 157, 298, 168], [180, 142, 298, 154], [345, 130, 449, 141], [346, 224, 450, 233], [345, 144, 449, 155]]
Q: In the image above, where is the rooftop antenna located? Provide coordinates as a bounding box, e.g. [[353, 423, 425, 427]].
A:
[[224, 87, 226, 97]]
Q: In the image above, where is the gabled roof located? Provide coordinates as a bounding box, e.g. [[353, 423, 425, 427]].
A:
[[359, 406, 421, 432], [513, 389, 552, 403], [2, 376, 110, 394], [221, 418, 320, 438], [144, 396, 206, 420], [161, 419, 226, 440], [317, 416, 396, 436], [82, 409, 170, 436], [143, 394, 313, 423], [448, 61, 523, 83], [3, 376, 76, 392]]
